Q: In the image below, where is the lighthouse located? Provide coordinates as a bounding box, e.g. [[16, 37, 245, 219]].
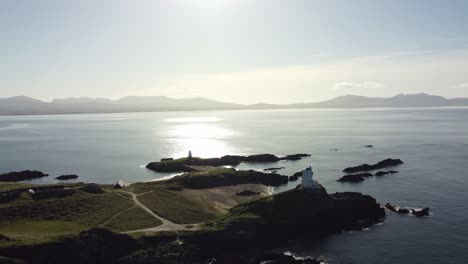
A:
[[302, 166, 320, 189]]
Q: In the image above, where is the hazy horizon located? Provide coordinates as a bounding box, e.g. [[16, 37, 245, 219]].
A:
[[2, 0, 468, 104]]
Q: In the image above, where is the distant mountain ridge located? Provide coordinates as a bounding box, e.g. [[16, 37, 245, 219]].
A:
[[1, 93, 468, 116]]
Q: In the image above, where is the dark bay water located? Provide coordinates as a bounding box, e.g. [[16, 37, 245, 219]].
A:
[[1, 108, 468, 263]]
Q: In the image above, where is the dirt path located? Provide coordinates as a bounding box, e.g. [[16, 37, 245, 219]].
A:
[[119, 191, 199, 234]]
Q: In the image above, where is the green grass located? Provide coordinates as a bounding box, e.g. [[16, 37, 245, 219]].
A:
[[138, 188, 220, 224], [0, 221, 87, 246], [0, 191, 133, 227], [103, 206, 162, 232], [0, 182, 36, 192], [0, 189, 135, 245]]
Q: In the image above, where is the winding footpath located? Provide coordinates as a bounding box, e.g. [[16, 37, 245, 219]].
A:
[[118, 191, 200, 234]]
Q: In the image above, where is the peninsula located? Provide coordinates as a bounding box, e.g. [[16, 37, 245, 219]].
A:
[[0, 154, 385, 264]]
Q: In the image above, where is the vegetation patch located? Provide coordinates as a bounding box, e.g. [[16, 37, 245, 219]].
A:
[[103, 206, 162, 232], [0, 221, 87, 246], [138, 188, 220, 224]]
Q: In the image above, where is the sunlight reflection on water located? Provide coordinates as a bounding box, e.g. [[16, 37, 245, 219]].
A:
[[162, 116, 242, 158]]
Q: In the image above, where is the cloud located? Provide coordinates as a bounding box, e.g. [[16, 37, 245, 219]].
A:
[[454, 82, 468, 88], [332, 82, 383, 90]]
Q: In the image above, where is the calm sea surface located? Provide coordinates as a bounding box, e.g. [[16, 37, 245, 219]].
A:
[[1, 108, 467, 263]]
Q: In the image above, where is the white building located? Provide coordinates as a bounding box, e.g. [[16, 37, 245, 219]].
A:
[[302, 166, 321, 189]]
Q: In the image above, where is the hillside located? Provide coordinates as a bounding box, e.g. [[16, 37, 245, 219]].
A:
[[1, 93, 468, 115]]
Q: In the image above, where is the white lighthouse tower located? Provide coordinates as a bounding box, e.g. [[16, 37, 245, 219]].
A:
[[302, 166, 320, 189]]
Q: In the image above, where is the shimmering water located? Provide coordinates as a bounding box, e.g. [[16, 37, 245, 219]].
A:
[[1, 108, 467, 263]]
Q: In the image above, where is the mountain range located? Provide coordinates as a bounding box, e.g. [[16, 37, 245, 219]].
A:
[[1, 93, 468, 116]]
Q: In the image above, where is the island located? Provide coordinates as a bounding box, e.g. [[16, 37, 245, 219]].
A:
[[337, 171, 399, 183], [343, 158, 403, 174], [146, 153, 311, 173], [55, 175, 79, 181], [0, 155, 385, 264], [0, 170, 49, 182]]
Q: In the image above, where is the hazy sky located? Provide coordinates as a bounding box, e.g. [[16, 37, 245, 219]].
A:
[[2, 0, 468, 104]]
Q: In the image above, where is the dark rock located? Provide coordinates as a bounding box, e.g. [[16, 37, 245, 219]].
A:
[[282, 154, 311, 161], [375, 171, 398, 176], [264, 167, 285, 171], [32, 189, 76, 200], [411, 208, 430, 217], [384, 203, 397, 212], [79, 185, 104, 194], [236, 190, 260, 196], [343, 159, 404, 174], [55, 175, 78, 180], [397, 208, 410, 214], [365, 145, 374, 148], [289, 175, 300, 181], [337, 173, 373, 183], [0, 171, 49, 182]]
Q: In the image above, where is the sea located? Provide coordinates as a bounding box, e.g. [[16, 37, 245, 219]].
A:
[[1, 108, 467, 263]]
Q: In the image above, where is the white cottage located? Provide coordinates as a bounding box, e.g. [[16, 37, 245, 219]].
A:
[[302, 166, 321, 189]]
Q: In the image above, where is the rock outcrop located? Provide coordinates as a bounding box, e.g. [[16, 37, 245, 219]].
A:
[[0, 171, 49, 182], [343, 159, 403, 174], [411, 208, 430, 217], [385, 203, 430, 217], [337, 173, 373, 183], [55, 175, 78, 180]]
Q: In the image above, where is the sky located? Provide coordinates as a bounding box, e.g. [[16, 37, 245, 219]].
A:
[[1, 0, 468, 104]]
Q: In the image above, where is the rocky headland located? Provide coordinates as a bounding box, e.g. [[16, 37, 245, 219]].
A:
[[0, 155, 387, 264]]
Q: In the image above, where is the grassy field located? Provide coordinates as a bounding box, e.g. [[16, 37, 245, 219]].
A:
[[138, 188, 220, 224], [0, 221, 88, 247], [0, 187, 135, 246], [103, 206, 162, 232]]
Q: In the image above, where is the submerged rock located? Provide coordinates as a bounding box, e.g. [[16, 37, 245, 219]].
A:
[[0, 170, 49, 182]]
